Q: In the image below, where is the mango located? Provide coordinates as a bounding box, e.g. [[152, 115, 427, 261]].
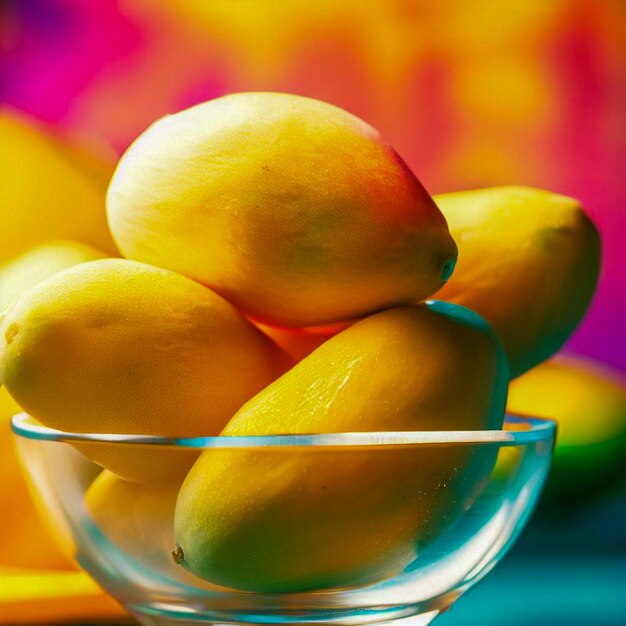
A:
[[434, 187, 601, 377], [86, 471, 181, 574], [0, 259, 290, 482], [107, 92, 457, 327], [174, 302, 508, 592], [254, 321, 349, 361], [0, 241, 106, 313], [0, 107, 117, 262], [508, 355, 626, 503]]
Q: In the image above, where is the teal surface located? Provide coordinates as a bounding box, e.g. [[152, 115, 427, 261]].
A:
[[438, 553, 625, 625], [438, 484, 626, 625]]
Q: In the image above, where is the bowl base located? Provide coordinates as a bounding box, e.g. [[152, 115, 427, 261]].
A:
[[126, 604, 442, 626]]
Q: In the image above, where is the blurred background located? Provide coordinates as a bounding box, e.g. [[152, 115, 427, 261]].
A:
[[1, 1, 625, 625]]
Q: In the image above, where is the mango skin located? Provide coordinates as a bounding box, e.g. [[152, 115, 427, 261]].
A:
[[0, 259, 290, 483], [108, 92, 458, 327], [434, 187, 601, 378], [0, 241, 106, 313], [253, 320, 349, 361], [86, 470, 181, 574], [0, 107, 117, 262], [508, 355, 626, 503], [175, 302, 508, 592]]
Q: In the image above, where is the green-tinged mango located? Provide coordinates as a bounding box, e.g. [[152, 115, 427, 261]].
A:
[[174, 302, 508, 592], [508, 355, 626, 503]]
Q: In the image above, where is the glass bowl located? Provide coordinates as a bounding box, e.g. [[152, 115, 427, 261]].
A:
[[12, 413, 554, 626]]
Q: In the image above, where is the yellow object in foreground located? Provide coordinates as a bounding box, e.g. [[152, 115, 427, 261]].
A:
[[0, 107, 117, 263], [0, 259, 290, 482], [108, 92, 457, 327], [86, 471, 181, 573], [0, 568, 128, 624], [508, 355, 626, 502], [435, 187, 600, 378], [175, 302, 508, 592]]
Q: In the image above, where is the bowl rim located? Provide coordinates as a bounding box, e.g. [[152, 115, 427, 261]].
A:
[[11, 412, 556, 449]]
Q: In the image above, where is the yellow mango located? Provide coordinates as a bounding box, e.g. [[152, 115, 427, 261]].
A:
[[0, 107, 117, 262], [86, 471, 181, 574], [508, 355, 626, 502], [175, 302, 508, 592], [434, 187, 600, 377], [0, 241, 106, 313], [108, 92, 457, 327], [0, 259, 290, 482]]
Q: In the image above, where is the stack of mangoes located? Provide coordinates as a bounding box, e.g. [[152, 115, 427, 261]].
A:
[[0, 93, 620, 596]]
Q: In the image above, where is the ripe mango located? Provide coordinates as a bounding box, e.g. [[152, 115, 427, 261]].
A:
[[434, 187, 600, 377], [253, 321, 349, 361], [0, 259, 290, 482], [0, 107, 117, 262], [175, 302, 508, 592], [86, 471, 181, 574], [0, 241, 106, 313], [108, 92, 457, 327], [508, 355, 626, 503]]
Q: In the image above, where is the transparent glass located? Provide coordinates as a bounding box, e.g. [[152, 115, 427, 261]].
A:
[[12, 413, 554, 626]]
